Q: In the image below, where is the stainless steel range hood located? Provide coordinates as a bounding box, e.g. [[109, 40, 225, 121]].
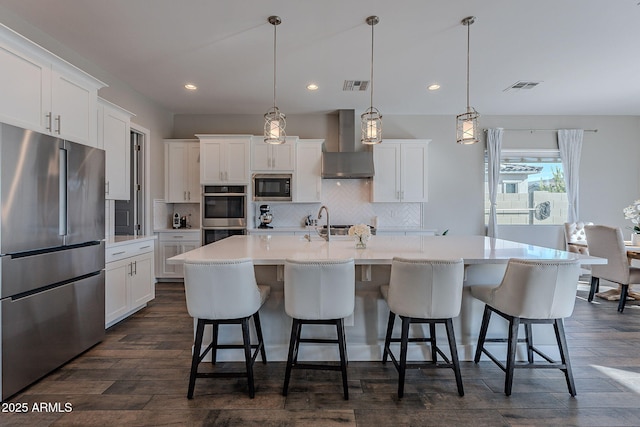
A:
[[321, 109, 374, 179]]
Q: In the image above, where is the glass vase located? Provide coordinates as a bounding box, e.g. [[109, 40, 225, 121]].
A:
[[355, 236, 367, 249]]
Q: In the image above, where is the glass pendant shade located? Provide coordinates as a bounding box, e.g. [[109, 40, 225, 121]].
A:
[[456, 107, 479, 144], [264, 16, 286, 144], [361, 107, 382, 144], [264, 107, 286, 144]]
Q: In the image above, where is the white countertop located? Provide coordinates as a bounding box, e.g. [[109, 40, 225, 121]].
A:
[[168, 234, 606, 266], [105, 234, 157, 248]]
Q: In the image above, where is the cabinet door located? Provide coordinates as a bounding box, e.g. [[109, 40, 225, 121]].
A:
[[0, 44, 50, 132], [51, 68, 96, 146], [225, 140, 250, 183], [200, 141, 223, 184], [294, 142, 322, 202], [165, 143, 187, 202], [400, 143, 428, 202], [158, 242, 182, 277], [372, 144, 401, 202], [186, 143, 201, 201], [105, 260, 129, 326], [272, 143, 295, 171], [252, 143, 271, 171], [130, 253, 154, 307], [102, 104, 131, 200]]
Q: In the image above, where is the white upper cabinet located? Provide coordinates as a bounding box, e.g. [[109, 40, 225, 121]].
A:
[[98, 98, 133, 200], [198, 135, 251, 185], [294, 139, 323, 203], [0, 24, 105, 146], [164, 139, 200, 203], [251, 135, 296, 171], [371, 140, 430, 203]]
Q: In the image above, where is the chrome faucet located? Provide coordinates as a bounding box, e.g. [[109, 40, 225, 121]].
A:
[[317, 205, 330, 241]]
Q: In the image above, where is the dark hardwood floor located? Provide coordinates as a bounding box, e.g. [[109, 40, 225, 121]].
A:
[[4, 282, 640, 426]]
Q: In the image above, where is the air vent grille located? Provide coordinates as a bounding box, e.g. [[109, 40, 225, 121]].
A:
[[503, 81, 542, 91], [343, 80, 369, 91]]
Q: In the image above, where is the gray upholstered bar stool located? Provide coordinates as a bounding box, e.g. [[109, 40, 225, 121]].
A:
[[282, 258, 355, 400], [183, 258, 270, 399], [380, 257, 465, 398], [471, 258, 580, 396]]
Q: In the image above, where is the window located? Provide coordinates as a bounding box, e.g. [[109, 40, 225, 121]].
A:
[[485, 149, 568, 225]]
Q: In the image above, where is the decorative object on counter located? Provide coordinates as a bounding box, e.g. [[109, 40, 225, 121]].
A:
[[361, 16, 382, 145], [264, 16, 286, 145], [623, 199, 640, 245], [349, 224, 371, 249], [456, 16, 480, 145]]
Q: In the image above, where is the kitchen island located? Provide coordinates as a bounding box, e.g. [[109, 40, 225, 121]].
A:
[[169, 234, 605, 362]]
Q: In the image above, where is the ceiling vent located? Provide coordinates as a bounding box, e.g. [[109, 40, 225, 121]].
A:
[[343, 80, 369, 91], [503, 81, 542, 92]]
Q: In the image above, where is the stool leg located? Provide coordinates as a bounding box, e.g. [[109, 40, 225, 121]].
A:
[[382, 311, 395, 364], [241, 317, 256, 398], [187, 319, 205, 399], [283, 319, 299, 396], [505, 316, 520, 396], [618, 285, 629, 313], [588, 276, 599, 302], [554, 319, 576, 396], [474, 305, 492, 363], [445, 318, 464, 397], [398, 316, 410, 398], [336, 318, 349, 400], [211, 323, 219, 365], [524, 323, 534, 364], [293, 320, 303, 364], [253, 311, 267, 363], [429, 323, 437, 362]]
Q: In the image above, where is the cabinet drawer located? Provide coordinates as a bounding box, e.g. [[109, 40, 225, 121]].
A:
[[158, 231, 201, 242], [106, 240, 155, 263]]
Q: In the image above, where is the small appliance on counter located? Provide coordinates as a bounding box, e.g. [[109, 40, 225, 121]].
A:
[[173, 212, 181, 229], [259, 205, 273, 228]]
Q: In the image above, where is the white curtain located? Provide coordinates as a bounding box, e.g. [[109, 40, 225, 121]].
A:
[[486, 128, 503, 238], [558, 129, 584, 223]]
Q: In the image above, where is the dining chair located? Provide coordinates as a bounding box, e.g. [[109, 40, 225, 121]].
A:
[[584, 225, 640, 312], [183, 258, 270, 399], [564, 221, 592, 255]]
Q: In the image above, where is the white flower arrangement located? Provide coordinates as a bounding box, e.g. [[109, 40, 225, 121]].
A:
[[623, 199, 640, 234], [349, 224, 371, 248]]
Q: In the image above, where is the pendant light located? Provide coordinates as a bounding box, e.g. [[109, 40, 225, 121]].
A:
[[456, 16, 480, 145], [264, 15, 286, 144], [361, 15, 382, 145]]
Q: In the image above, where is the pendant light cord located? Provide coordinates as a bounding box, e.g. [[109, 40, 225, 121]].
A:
[[466, 19, 471, 110], [273, 22, 277, 110], [369, 19, 374, 111]]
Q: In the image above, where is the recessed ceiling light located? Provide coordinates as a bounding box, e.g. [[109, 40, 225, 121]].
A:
[[184, 83, 197, 90], [307, 83, 319, 91], [427, 84, 440, 91]]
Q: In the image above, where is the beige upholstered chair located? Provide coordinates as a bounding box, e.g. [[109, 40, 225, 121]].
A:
[[584, 225, 640, 312], [564, 221, 593, 254], [470, 258, 580, 396], [283, 258, 355, 400], [381, 258, 465, 398], [184, 258, 270, 399]]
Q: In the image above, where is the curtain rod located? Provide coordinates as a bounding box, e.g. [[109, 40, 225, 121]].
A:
[[483, 128, 598, 133]]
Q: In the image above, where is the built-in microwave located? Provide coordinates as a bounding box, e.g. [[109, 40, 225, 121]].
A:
[[252, 173, 292, 201]]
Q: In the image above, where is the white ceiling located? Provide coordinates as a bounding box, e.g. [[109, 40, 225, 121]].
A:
[[1, 0, 639, 116]]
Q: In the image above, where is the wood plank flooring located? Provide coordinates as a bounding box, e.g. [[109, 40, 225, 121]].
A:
[[4, 282, 640, 426]]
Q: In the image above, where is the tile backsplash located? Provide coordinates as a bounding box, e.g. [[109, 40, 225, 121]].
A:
[[250, 179, 422, 228]]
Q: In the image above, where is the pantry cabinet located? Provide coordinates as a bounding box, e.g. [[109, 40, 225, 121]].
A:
[[294, 139, 324, 203], [105, 237, 155, 328], [198, 135, 251, 184], [0, 24, 105, 146], [251, 135, 296, 171], [164, 139, 201, 202], [99, 98, 133, 200], [371, 140, 430, 203]]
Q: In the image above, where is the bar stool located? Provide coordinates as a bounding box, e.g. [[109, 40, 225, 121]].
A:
[[282, 258, 355, 400], [470, 258, 580, 396], [381, 257, 465, 398], [183, 258, 270, 399]]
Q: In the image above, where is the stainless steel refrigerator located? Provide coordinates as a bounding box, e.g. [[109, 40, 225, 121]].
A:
[[0, 122, 105, 400]]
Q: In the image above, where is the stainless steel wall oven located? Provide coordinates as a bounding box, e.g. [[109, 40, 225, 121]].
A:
[[201, 185, 246, 245]]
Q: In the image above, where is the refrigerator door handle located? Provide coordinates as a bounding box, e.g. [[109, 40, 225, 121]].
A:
[[59, 147, 68, 237]]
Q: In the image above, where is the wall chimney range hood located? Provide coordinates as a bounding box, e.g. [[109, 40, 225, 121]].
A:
[[321, 109, 375, 179]]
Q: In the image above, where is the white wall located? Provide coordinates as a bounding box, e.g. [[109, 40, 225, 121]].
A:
[[175, 113, 640, 249]]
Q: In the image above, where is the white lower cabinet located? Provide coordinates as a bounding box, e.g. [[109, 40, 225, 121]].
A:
[[156, 230, 201, 279], [105, 238, 155, 328]]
